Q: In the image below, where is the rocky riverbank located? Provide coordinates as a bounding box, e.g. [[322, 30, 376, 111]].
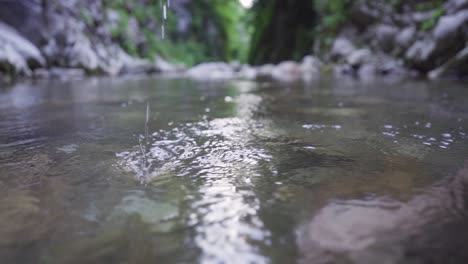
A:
[[1, 0, 467, 83], [0, 0, 183, 82], [327, 0, 468, 80]]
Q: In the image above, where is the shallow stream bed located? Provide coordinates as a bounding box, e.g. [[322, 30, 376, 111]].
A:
[[1, 76, 468, 263]]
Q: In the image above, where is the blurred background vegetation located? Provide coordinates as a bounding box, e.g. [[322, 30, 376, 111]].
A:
[[101, 0, 251, 66], [105, 0, 449, 64]]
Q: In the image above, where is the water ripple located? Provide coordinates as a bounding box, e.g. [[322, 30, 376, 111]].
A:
[[117, 116, 272, 263]]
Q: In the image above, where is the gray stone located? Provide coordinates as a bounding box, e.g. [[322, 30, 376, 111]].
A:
[[357, 63, 377, 80], [126, 17, 143, 46], [186, 62, 236, 80], [375, 24, 398, 52], [271, 61, 303, 82], [238, 65, 257, 80], [301, 55, 322, 82], [255, 64, 275, 81], [446, 0, 468, 14], [65, 36, 99, 72], [405, 39, 437, 70], [429, 45, 468, 79], [0, 22, 45, 69], [347, 49, 373, 67], [330, 38, 356, 61], [395, 26, 417, 51], [154, 56, 183, 73], [433, 10, 468, 41], [0, 42, 31, 76]]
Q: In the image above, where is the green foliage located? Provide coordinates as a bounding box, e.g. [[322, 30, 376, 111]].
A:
[[212, 0, 250, 61], [313, 0, 353, 50], [248, 0, 316, 64], [421, 6, 445, 31], [415, 0, 444, 11], [101, 0, 248, 65], [79, 8, 94, 27]]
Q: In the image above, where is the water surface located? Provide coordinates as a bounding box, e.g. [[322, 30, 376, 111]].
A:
[[1, 76, 468, 263]]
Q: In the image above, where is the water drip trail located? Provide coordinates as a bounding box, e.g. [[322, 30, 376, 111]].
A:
[[138, 102, 151, 184], [161, 0, 169, 39]]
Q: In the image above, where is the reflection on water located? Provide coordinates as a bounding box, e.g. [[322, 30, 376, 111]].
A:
[[118, 91, 273, 262], [1, 77, 468, 263]]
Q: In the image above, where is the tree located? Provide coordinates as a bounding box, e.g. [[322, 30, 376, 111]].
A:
[[248, 0, 316, 65]]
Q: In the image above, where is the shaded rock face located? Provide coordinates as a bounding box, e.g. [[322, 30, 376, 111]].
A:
[[0, 22, 45, 76], [0, 0, 178, 79], [0, 0, 46, 45]]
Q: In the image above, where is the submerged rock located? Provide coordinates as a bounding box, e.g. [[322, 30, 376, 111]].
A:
[[107, 191, 178, 231]]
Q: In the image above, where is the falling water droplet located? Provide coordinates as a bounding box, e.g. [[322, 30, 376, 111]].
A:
[[161, 25, 165, 39], [167, 0, 171, 7], [163, 4, 167, 20]]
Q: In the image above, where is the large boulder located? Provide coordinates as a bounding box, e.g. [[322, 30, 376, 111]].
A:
[[0, 22, 45, 69], [64, 37, 100, 72], [347, 49, 373, 68], [330, 37, 356, 62], [395, 26, 417, 53], [429, 45, 468, 79], [374, 24, 399, 52], [446, 0, 468, 14], [405, 39, 438, 72], [271, 61, 303, 82], [0, 42, 31, 76], [301, 55, 322, 82], [433, 10, 468, 42]]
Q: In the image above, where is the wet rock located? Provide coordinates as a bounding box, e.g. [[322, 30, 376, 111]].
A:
[[300, 55, 322, 82], [433, 10, 468, 42], [120, 58, 157, 75], [334, 64, 354, 77], [0, 42, 30, 76], [0, 22, 45, 74], [108, 191, 178, 231], [405, 39, 437, 71], [395, 26, 417, 52], [154, 55, 183, 73], [238, 65, 257, 80], [376, 56, 409, 76], [187, 62, 237, 80], [349, 2, 379, 28], [255, 64, 275, 81], [429, 45, 468, 79], [347, 49, 373, 68], [271, 61, 303, 82], [65, 36, 100, 73], [330, 37, 356, 62], [374, 24, 398, 52], [33, 67, 86, 80], [357, 63, 378, 80], [446, 0, 468, 14]]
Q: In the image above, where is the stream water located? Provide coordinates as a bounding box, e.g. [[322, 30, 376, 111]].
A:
[[1, 76, 468, 263]]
